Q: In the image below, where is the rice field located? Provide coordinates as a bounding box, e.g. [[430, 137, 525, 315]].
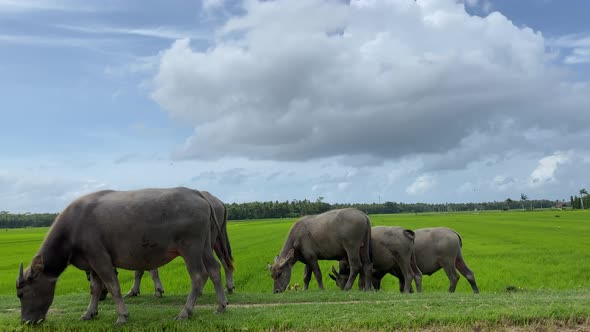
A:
[[1, 210, 589, 331]]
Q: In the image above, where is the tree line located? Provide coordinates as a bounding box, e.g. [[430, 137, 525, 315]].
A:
[[0, 197, 561, 228], [570, 188, 590, 210]]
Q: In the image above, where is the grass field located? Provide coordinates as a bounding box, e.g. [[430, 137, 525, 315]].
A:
[[1, 210, 590, 331]]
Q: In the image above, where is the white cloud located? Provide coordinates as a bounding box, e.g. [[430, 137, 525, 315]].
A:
[[406, 175, 435, 195], [528, 151, 572, 187], [463, 0, 492, 13], [56, 24, 211, 41], [203, 0, 224, 11], [549, 33, 590, 65], [152, 0, 590, 166], [493, 175, 516, 191], [0, 0, 97, 12]]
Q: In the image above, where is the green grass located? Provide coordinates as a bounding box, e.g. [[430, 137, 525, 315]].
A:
[[1, 210, 590, 330]]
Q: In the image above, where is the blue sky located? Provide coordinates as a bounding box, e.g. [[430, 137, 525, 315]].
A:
[[1, 0, 589, 213]]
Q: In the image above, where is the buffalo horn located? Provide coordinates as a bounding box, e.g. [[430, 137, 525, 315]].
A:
[[331, 265, 338, 275], [17, 263, 24, 287]]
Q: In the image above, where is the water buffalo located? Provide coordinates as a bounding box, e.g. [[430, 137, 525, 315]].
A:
[[90, 191, 235, 299], [16, 187, 230, 325], [333, 227, 479, 293], [330, 226, 416, 293], [411, 227, 479, 293], [268, 208, 373, 293]]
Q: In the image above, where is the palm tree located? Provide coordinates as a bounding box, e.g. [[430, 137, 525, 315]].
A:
[[580, 189, 588, 210], [505, 198, 513, 210], [520, 193, 528, 210]]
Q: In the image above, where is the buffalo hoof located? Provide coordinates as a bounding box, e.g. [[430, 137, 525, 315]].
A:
[[114, 314, 128, 325], [154, 289, 164, 298], [124, 290, 140, 298], [81, 311, 97, 320], [175, 308, 192, 320], [215, 304, 227, 314], [226, 285, 235, 294]]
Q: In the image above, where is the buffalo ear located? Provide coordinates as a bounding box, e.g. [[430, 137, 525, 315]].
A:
[[285, 249, 295, 264], [31, 255, 44, 277]]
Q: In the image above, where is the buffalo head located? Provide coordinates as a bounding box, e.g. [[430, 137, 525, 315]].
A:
[[16, 256, 57, 324], [328, 264, 349, 290], [267, 249, 295, 293]]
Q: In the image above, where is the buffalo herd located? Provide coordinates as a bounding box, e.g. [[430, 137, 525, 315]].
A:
[[17, 187, 478, 325]]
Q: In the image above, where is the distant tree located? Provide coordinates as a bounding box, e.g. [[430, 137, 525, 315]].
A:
[[580, 189, 588, 210], [505, 198, 513, 210], [520, 193, 528, 210]]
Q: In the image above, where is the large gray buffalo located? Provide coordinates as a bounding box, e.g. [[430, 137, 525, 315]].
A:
[[330, 226, 416, 293], [268, 208, 373, 293], [333, 227, 479, 293], [89, 191, 235, 299], [16, 187, 230, 325]]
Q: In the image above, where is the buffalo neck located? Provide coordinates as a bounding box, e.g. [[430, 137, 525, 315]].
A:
[[279, 236, 295, 260], [37, 221, 72, 278]]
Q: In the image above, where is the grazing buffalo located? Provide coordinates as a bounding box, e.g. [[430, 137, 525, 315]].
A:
[[16, 187, 230, 325], [411, 227, 479, 293], [89, 191, 235, 299], [268, 208, 373, 293], [333, 227, 479, 293], [330, 226, 417, 293]]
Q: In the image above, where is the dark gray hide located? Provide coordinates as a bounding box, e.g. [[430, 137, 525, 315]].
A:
[[268, 208, 373, 293], [16, 187, 229, 325], [333, 227, 479, 293], [90, 191, 235, 299], [330, 226, 417, 293], [411, 227, 479, 293]]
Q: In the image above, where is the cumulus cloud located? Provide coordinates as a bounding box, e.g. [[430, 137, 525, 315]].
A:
[[528, 151, 572, 187], [152, 0, 589, 168]]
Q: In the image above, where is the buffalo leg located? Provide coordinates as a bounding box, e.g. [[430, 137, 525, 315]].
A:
[[372, 272, 385, 291], [303, 265, 312, 290], [455, 255, 479, 294], [359, 247, 372, 291], [343, 250, 361, 291], [125, 270, 144, 297], [177, 251, 208, 320], [81, 271, 102, 320], [149, 269, 165, 297], [396, 254, 415, 294], [308, 259, 325, 290], [202, 246, 228, 313], [90, 256, 129, 325], [442, 262, 460, 293]]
